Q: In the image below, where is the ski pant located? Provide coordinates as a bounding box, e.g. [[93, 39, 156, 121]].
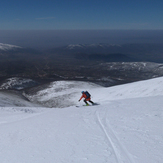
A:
[[84, 99, 94, 105]]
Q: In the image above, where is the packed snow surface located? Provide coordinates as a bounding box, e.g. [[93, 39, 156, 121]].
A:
[[0, 77, 163, 163]]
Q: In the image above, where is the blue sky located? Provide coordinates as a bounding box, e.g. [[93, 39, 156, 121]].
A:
[[1, 0, 163, 30]]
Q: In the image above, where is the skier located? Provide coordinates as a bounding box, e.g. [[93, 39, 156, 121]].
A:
[[78, 91, 94, 106]]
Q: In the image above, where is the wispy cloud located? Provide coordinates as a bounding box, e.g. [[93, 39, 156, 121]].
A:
[[36, 17, 55, 20]]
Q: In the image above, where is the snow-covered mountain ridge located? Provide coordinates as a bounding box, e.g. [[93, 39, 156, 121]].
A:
[[0, 43, 21, 51], [66, 43, 121, 49], [0, 77, 38, 90], [1, 76, 163, 108], [97, 62, 163, 83], [24, 76, 163, 108]]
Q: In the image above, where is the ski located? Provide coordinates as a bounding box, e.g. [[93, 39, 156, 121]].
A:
[[76, 103, 99, 107]]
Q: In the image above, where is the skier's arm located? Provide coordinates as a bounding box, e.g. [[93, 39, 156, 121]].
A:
[[79, 95, 84, 101]]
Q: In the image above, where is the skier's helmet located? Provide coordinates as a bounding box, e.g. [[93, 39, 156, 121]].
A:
[[81, 91, 84, 94]]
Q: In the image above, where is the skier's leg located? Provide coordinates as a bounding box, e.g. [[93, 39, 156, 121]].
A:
[[89, 100, 94, 105], [84, 99, 89, 105]]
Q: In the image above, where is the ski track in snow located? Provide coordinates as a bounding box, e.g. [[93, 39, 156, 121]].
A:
[[95, 108, 134, 163]]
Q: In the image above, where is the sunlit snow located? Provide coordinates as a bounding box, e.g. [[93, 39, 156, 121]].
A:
[[0, 77, 163, 163]]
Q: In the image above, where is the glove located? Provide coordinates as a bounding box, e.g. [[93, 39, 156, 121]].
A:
[[78, 100, 80, 102]]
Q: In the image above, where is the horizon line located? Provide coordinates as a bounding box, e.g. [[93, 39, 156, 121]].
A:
[[0, 29, 163, 31]]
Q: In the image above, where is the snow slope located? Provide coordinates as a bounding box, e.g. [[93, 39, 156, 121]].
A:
[[0, 77, 163, 163], [24, 81, 102, 108], [0, 90, 41, 107], [25, 77, 163, 108]]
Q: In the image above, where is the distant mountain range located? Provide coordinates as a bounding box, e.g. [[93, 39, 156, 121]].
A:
[[1, 42, 163, 63], [48, 43, 163, 63], [1, 42, 163, 87], [0, 43, 22, 51]]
